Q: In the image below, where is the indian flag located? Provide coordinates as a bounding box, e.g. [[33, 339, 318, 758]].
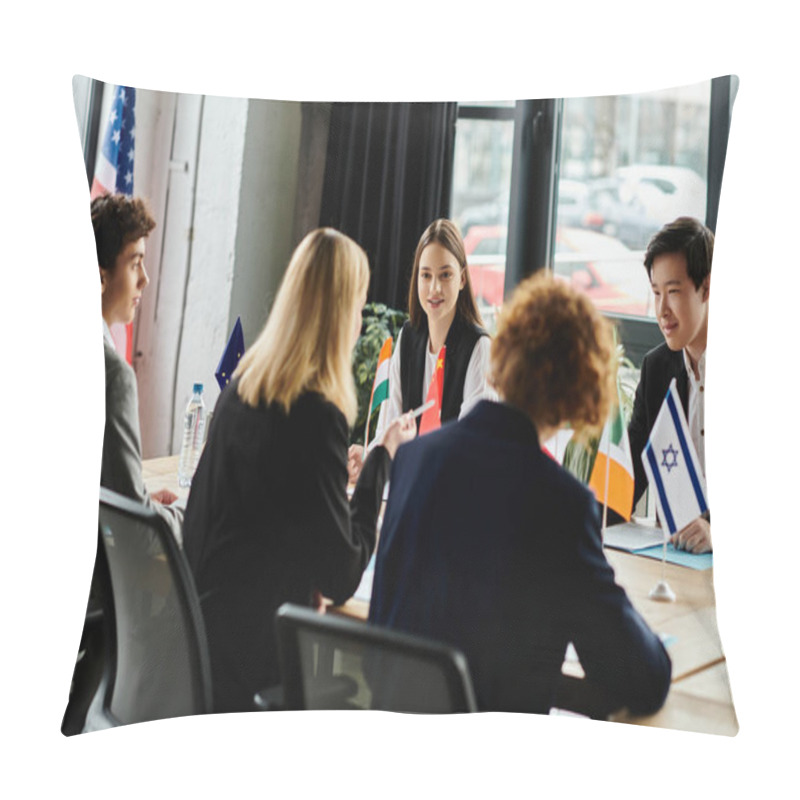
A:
[[588, 387, 635, 521], [364, 336, 393, 449]]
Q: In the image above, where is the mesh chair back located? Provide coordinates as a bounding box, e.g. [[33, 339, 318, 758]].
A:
[[86, 488, 212, 729], [275, 603, 477, 713]]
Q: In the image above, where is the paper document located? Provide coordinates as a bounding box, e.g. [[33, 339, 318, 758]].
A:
[[603, 519, 665, 551], [635, 543, 713, 571]]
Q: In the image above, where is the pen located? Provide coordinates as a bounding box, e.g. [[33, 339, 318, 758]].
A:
[[409, 399, 435, 419]]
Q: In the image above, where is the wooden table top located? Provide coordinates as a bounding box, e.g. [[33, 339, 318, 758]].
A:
[[142, 454, 188, 500], [143, 454, 735, 734]]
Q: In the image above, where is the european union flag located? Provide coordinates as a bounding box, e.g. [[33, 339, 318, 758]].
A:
[[215, 317, 245, 390]]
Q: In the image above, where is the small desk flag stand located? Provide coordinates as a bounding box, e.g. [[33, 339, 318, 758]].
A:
[[648, 535, 676, 602]]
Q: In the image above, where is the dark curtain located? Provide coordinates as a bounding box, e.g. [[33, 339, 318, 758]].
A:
[[319, 102, 458, 310]]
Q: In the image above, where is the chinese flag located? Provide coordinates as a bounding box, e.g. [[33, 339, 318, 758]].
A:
[[419, 346, 446, 435]]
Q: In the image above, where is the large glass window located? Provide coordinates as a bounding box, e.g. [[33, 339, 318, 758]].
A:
[[451, 103, 514, 333], [554, 82, 711, 321], [451, 82, 712, 330]]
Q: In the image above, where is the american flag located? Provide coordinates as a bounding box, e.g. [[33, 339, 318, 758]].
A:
[[92, 85, 137, 362], [91, 85, 136, 197]]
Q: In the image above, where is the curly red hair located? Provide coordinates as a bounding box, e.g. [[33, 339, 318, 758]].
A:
[[491, 272, 616, 435]]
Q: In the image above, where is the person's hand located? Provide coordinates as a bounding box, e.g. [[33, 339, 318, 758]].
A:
[[311, 589, 326, 614], [378, 412, 416, 459], [671, 516, 711, 554], [347, 444, 364, 484], [151, 488, 178, 505]]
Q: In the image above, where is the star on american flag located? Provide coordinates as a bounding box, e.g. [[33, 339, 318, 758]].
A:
[[91, 85, 137, 198]]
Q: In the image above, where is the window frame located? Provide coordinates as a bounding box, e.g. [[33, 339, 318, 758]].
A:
[[454, 77, 735, 368]]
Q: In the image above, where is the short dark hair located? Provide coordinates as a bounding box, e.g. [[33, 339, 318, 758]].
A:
[[407, 218, 483, 328], [644, 216, 714, 289], [91, 193, 156, 272]]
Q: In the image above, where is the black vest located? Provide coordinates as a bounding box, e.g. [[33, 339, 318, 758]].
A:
[[399, 315, 488, 426]]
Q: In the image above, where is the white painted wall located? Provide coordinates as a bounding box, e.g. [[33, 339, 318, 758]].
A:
[[230, 99, 302, 352], [169, 95, 249, 454], [136, 91, 201, 458], [82, 83, 316, 458]]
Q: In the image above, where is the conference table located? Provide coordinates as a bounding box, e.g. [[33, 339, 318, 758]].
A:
[[143, 455, 737, 736]]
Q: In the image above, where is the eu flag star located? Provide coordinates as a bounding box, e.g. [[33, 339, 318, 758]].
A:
[[215, 317, 246, 391]]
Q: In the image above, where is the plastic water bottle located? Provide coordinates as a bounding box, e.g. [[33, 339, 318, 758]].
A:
[[178, 383, 206, 488]]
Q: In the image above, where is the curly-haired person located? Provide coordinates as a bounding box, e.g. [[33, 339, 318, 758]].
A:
[[369, 272, 671, 716]]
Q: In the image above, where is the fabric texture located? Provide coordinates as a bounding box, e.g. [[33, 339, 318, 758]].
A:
[[319, 102, 458, 308], [369, 400, 672, 715], [182, 383, 390, 713]]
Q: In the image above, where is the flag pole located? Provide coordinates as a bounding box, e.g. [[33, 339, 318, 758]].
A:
[[648, 524, 676, 602], [363, 391, 374, 453], [601, 426, 610, 543]]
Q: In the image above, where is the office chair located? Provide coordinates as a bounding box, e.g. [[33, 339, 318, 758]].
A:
[[82, 488, 213, 731], [265, 603, 478, 713]]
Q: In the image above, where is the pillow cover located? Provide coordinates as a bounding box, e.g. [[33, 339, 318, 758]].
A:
[[65, 75, 737, 737]]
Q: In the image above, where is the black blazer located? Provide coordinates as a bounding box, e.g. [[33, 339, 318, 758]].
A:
[[370, 400, 671, 715], [628, 343, 689, 508], [183, 383, 389, 713]]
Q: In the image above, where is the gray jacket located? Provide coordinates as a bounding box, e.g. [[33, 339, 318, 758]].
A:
[[101, 322, 183, 545]]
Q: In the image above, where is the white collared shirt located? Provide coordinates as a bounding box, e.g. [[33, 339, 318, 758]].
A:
[[683, 348, 706, 477], [102, 318, 115, 348], [372, 327, 497, 447]]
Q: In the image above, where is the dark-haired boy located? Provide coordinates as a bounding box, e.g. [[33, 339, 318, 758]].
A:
[[92, 193, 183, 543], [628, 216, 712, 553]]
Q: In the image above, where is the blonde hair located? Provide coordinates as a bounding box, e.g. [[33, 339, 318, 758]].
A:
[[234, 228, 369, 424]]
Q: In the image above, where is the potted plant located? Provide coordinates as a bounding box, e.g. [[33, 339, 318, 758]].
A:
[[351, 302, 408, 446], [562, 345, 638, 483]]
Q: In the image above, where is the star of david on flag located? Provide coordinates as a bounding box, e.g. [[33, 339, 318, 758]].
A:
[[641, 378, 708, 537], [215, 317, 245, 390]]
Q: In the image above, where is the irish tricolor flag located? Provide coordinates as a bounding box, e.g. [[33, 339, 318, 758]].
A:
[[363, 336, 393, 450], [589, 386, 635, 521]]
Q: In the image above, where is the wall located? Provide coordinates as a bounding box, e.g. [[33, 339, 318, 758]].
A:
[[81, 83, 328, 458], [229, 99, 302, 353]]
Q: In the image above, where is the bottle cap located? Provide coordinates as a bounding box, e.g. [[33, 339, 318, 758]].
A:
[[193, 383, 203, 394]]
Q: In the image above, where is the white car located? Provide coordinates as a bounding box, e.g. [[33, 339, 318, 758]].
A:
[[614, 164, 707, 225]]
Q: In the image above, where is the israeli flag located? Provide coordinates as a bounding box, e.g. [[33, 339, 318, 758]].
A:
[[641, 378, 708, 537]]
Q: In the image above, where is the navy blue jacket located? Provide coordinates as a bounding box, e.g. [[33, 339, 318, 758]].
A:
[[370, 400, 671, 715]]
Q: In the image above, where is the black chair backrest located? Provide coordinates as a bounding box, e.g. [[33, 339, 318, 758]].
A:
[[84, 488, 212, 730], [275, 603, 478, 713]]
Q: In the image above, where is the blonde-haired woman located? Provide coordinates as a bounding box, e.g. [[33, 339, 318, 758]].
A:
[[183, 228, 415, 713]]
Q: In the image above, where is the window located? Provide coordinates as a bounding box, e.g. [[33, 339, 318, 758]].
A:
[[451, 103, 514, 333], [554, 82, 711, 323], [451, 80, 719, 346]]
